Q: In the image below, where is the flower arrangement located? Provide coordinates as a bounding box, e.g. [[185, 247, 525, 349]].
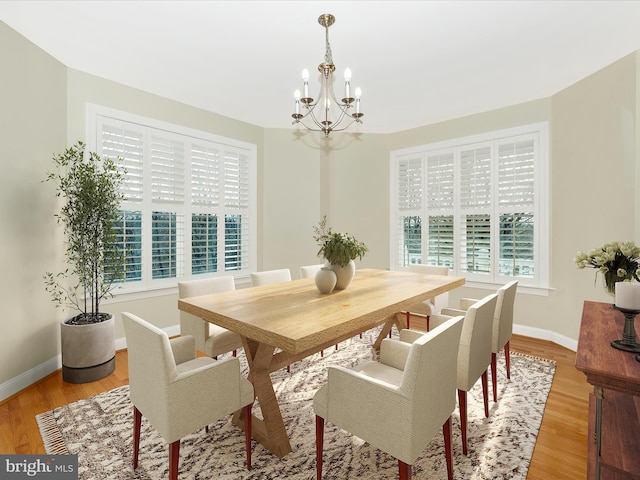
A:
[[574, 241, 640, 295], [313, 215, 368, 267]]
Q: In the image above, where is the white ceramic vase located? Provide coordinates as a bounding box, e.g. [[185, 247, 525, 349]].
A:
[[315, 267, 337, 294], [330, 260, 356, 290]]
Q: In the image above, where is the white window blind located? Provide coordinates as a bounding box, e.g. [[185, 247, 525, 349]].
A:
[[390, 122, 548, 289], [89, 105, 256, 292], [191, 143, 220, 207], [426, 152, 455, 267], [395, 156, 423, 267]]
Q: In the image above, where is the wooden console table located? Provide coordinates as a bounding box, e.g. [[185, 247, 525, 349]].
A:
[[575, 301, 640, 480]]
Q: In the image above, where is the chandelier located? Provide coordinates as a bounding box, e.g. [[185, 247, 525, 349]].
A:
[[291, 14, 363, 137]]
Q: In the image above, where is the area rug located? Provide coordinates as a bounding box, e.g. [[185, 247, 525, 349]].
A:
[[37, 329, 555, 479]]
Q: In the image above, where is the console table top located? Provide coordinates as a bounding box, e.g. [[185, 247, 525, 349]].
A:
[[575, 300, 640, 396]]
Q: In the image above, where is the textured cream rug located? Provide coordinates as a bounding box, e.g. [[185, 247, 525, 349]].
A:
[[37, 329, 555, 479]]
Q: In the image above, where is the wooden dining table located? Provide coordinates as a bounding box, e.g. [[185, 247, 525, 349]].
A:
[[178, 268, 464, 458]]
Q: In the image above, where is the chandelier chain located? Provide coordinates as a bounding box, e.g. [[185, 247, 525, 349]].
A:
[[324, 24, 333, 66]]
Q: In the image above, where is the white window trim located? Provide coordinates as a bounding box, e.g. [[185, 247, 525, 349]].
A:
[[85, 103, 257, 300], [390, 122, 549, 294]]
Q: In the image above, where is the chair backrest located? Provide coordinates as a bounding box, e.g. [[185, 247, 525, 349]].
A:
[[399, 316, 465, 459], [408, 263, 450, 308], [299, 264, 323, 279], [122, 312, 176, 411], [493, 281, 518, 353], [250, 268, 292, 286], [178, 276, 235, 353], [457, 293, 498, 391]]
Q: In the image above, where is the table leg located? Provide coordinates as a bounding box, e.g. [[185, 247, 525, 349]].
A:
[[373, 313, 407, 350], [232, 338, 292, 458], [594, 386, 603, 480]]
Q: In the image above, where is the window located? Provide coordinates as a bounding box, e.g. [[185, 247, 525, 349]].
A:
[[88, 105, 257, 292], [390, 123, 548, 289]]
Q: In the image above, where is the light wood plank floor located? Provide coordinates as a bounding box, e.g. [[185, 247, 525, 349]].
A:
[[0, 332, 591, 479]]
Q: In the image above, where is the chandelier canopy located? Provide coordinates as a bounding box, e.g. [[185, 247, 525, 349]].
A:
[[291, 14, 363, 137]]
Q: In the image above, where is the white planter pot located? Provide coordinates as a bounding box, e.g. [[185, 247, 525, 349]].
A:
[[329, 260, 356, 290], [61, 313, 116, 383]]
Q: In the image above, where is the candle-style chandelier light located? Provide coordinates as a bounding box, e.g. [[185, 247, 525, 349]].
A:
[[291, 14, 364, 137]]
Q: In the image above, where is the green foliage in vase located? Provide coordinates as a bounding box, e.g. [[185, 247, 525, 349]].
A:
[[44, 141, 126, 323], [574, 240, 640, 294], [313, 215, 368, 267]]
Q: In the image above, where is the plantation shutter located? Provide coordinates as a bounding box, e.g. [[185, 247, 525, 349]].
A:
[[99, 119, 144, 282], [150, 133, 185, 279], [191, 143, 220, 207], [92, 105, 257, 289], [459, 145, 492, 275], [223, 150, 250, 271], [426, 151, 454, 267], [100, 120, 144, 203], [396, 156, 423, 267], [190, 143, 220, 274], [497, 136, 536, 278], [390, 122, 547, 286]]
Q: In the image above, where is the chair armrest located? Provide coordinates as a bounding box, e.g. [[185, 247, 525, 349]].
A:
[[459, 298, 479, 311], [429, 313, 454, 329], [399, 329, 425, 344], [319, 365, 412, 449], [440, 308, 465, 316], [170, 335, 196, 364], [166, 357, 253, 441], [327, 365, 409, 410], [380, 339, 411, 371], [171, 358, 251, 412]]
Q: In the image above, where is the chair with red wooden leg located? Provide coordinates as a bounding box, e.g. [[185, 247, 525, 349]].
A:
[[251, 269, 294, 370], [313, 315, 465, 480], [440, 281, 518, 402], [122, 312, 254, 480], [178, 276, 243, 360], [404, 264, 450, 330], [403, 293, 497, 455]]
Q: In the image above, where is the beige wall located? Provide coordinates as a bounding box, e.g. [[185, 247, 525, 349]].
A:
[[0, 21, 67, 383], [549, 51, 638, 338], [260, 129, 322, 275], [1, 20, 639, 395]]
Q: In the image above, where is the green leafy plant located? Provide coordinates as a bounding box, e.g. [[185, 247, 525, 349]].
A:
[[313, 215, 368, 267], [44, 141, 126, 324], [574, 240, 640, 294]]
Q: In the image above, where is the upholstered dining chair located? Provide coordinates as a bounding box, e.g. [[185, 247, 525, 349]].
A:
[[442, 281, 518, 402], [122, 312, 254, 480], [314, 315, 465, 480], [401, 293, 497, 456], [405, 264, 450, 330], [299, 264, 324, 279], [178, 276, 243, 359], [250, 268, 292, 286], [251, 268, 293, 370]]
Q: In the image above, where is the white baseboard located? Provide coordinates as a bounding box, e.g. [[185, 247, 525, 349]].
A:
[[0, 323, 571, 403], [513, 323, 577, 352], [0, 324, 181, 403], [0, 355, 62, 404]]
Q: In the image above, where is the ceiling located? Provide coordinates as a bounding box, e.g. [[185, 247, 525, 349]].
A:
[[2, 1, 640, 134]]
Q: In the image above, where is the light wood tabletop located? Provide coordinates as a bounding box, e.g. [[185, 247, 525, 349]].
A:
[[178, 268, 464, 457]]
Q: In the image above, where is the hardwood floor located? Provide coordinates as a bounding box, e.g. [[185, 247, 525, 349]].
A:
[[0, 333, 591, 479]]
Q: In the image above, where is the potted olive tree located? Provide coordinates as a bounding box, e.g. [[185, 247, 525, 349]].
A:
[[313, 215, 368, 290], [44, 141, 125, 383]]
